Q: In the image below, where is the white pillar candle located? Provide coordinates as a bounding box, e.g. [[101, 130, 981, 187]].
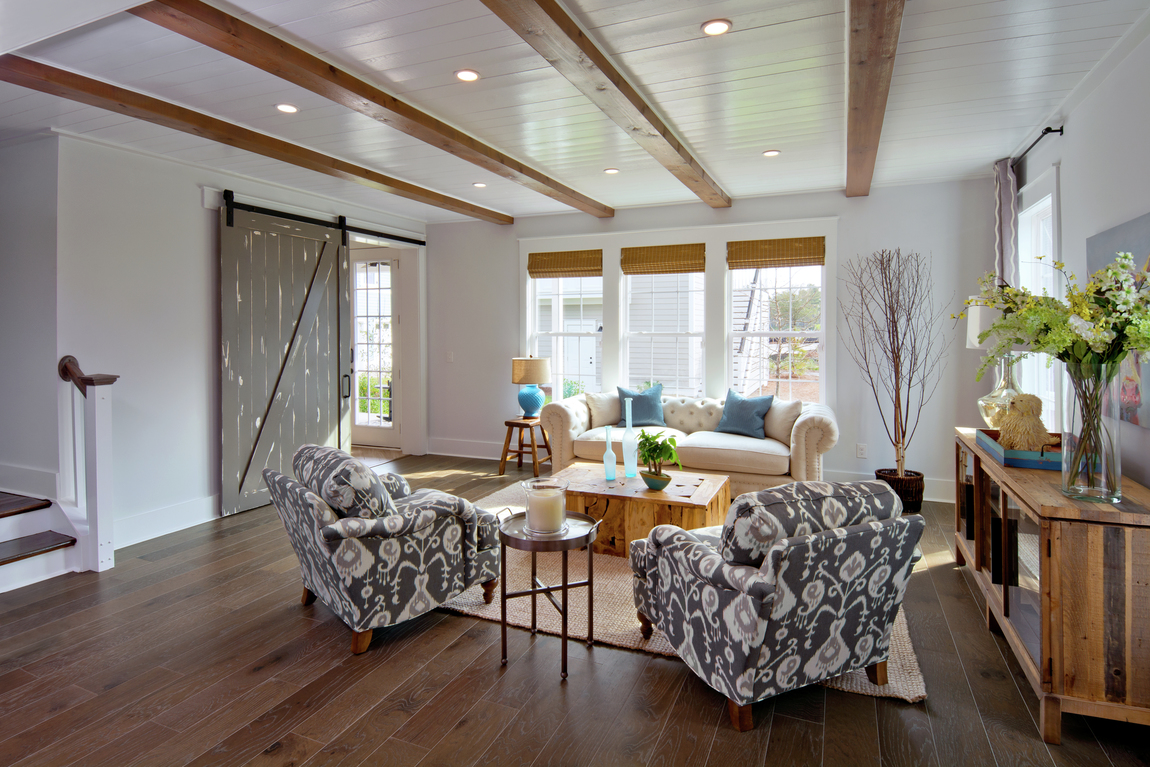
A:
[[527, 488, 565, 533]]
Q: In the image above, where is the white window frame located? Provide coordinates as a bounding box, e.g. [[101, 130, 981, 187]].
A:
[[729, 264, 826, 402], [1016, 163, 1063, 431], [528, 276, 603, 399], [518, 218, 837, 408]]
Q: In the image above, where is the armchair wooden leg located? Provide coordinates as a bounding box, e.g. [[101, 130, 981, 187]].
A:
[[727, 699, 754, 732], [637, 611, 653, 640], [351, 629, 373, 655], [301, 587, 317, 606], [866, 660, 888, 686], [482, 578, 498, 605]]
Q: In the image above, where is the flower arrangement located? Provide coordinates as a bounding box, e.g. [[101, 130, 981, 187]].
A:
[[968, 252, 1150, 379], [966, 252, 1150, 501]]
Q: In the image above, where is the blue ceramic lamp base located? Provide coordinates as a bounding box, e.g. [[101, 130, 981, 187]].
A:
[[518, 384, 545, 418]]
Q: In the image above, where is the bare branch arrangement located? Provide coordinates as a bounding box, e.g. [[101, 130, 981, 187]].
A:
[[840, 249, 952, 476]]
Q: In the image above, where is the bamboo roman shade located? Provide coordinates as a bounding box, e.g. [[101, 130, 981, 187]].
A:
[[726, 236, 825, 269], [620, 243, 705, 275], [527, 249, 602, 279]]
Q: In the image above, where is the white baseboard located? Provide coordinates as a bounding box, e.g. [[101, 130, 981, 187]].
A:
[[0, 546, 79, 594], [823, 469, 955, 504], [427, 438, 503, 461], [0, 462, 57, 499], [114, 494, 219, 549]]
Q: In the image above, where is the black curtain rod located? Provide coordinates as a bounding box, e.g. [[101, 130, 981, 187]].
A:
[[1011, 126, 1064, 170], [222, 190, 426, 246]]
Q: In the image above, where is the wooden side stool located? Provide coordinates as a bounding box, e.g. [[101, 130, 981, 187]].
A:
[[498, 418, 552, 477]]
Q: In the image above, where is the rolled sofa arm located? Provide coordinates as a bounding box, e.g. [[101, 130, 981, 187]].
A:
[[539, 395, 592, 473], [790, 403, 839, 481]]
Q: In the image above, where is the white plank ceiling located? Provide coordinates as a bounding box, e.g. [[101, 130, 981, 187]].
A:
[[1, 0, 1147, 224]]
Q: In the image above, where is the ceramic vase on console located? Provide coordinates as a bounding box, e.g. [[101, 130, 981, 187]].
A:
[[1062, 361, 1121, 502]]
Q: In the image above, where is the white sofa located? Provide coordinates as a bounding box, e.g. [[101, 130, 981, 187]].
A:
[[540, 393, 839, 496]]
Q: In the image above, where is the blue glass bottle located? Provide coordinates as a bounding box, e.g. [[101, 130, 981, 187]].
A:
[[602, 425, 616, 481], [622, 398, 638, 478]]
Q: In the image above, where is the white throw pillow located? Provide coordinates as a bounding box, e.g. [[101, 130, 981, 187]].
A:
[[585, 391, 621, 429], [764, 399, 803, 443]]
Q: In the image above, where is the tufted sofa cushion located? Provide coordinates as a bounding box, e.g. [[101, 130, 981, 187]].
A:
[[662, 396, 725, 433], [719, 480, 903, 567], [675, 431, 789, 475]]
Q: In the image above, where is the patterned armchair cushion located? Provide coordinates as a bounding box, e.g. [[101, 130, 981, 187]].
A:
[[720, 480, 902, 567], [752, 515, 924, 699], [292, 444, 399, 519]]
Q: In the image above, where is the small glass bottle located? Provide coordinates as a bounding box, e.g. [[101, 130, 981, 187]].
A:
[[622, 398, 638, 478], [602, 425, 616, 481]]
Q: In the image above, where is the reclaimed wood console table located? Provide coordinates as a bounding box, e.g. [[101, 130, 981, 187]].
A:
[[954, 427, 1150, 743]]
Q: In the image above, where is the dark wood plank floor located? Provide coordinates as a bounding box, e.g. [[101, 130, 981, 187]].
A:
[[1, 454, 1147, 767]]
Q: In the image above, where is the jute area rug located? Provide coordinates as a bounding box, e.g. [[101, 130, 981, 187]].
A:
[[442, 483, 927, 703]]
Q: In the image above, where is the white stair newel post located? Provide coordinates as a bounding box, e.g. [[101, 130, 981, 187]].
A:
[[83, 384, 115, 571]]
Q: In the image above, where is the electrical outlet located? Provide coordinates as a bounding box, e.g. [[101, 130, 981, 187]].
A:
[[856, 443, 868, 459], [448, 351, 454, 363]]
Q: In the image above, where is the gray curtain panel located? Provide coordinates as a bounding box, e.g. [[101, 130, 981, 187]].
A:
[[994, 158, 1019, 286]]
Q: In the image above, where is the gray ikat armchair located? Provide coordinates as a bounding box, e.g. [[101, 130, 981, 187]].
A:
[[630, 480, 924, 731], [263, 445, 500, 654]]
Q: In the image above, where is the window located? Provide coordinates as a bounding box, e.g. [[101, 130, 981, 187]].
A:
[[528, 250, 603, 401], [622, 244, 705, 397], [354, 261, 394, 427], [625, 273, 705, 396], [728, 238, 825, 402], [1016, 194, 1060, 429]]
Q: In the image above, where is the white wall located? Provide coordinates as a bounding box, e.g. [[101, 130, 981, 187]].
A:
[[0, 136, 60, 497], [52, 136, 426, 546], [426, 178, 995, 500], [1020, 28, 1150, 487]]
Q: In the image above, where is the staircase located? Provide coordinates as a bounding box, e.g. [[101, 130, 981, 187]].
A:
[[0, 491, 78, 591]]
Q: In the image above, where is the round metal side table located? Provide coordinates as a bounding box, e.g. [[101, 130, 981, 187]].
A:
[[498, 511, 600, 679]]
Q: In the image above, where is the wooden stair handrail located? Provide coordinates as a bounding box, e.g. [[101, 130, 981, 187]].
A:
[[58, 355, 119, 397]]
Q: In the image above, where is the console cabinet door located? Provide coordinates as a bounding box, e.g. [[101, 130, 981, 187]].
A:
[[1057, 521, 1150, 708]]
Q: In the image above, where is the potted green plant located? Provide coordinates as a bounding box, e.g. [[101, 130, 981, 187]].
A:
[[636, 430, 682, 491]]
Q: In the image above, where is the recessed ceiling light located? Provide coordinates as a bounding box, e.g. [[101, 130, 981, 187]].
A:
[[275, 103, 299, 113], [455, 69, 480, 82], [762, 149, 781, 157], [701, 19, 732, 36], [604, 168, 620, 174], [473, 182, 487, 188]]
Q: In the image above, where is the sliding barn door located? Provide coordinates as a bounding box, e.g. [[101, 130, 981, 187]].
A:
[[220, 209, 351, 515]]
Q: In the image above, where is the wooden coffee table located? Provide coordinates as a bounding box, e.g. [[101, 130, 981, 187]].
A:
[[553, 464, 731, 557]]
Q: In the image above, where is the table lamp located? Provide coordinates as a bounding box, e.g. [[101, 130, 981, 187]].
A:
[[967, 297, 1023, 427], [512, 356, 551, 418]]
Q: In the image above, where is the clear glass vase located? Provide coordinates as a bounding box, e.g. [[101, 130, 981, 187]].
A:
[[978, 353, 1023, 427], [1062, 360, 1122, 503]]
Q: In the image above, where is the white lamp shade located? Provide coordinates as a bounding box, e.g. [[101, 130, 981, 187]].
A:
[[512, 357, 551, 385], [965, 300, 997, 350]]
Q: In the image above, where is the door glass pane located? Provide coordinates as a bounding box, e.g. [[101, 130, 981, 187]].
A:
[[354, 261, 393, 428], [1007, 498, 1042, 664]]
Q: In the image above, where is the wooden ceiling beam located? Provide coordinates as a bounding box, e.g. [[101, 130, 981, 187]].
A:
[[846, 0, 905, 197], [129, 0, 613, 218], [479, 0, 731, 209], [0, 54, 513, 224]]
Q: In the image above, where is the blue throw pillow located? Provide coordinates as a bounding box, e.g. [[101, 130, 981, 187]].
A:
[[617, 383, 665, 427], [716, 389, 773, 439]]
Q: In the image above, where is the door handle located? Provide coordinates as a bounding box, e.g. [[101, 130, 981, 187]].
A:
[[342, 374, 351, 399]]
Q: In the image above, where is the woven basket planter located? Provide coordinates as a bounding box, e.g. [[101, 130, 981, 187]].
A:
[[875, 468, 924, 514]]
